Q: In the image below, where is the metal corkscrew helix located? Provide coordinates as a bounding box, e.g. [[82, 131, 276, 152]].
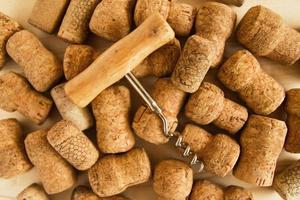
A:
[[125, 72, 204, 172]]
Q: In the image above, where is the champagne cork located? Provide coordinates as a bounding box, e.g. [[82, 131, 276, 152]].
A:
[[224, 186, 254, 200], [17, 183, 49, 200], [6, 30, 63, 92], [92, 85, 135, 153], [233, 115, 287, 186], [72, 186, 130, 200], [0, 119, 32, 179], [190, 180, 224, 200], [88, 148, 151, 197], [132, 78, 186, 144], [25, 129, 77, 194]]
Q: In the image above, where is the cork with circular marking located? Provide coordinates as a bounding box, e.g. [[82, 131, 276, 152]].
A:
[[233, 115, 287, 186], [153, 160, 193, 200], [0, 72, 53, 124], [273, 160, 300, 200], [132, 78, 186, 144], [171, 35, 216, 93], [0, 119, 32, 179], [6, 30, 63, 92], [72, 186, 130, 200], [17, 183, 49, 200], [190, 180, 224, 200], [224, 186, 253, 200], [92, 85, 135, 153], [58, 0, 100, 43], [89, 0, 136, 42], [88, 148, 151, 197], [25, 129, 77, 194]]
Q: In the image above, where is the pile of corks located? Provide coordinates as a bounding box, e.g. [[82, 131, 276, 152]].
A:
[[0, 0, 300, 200]]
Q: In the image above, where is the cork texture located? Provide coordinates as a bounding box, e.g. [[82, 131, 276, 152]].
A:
[[190, 180, 224, 200], [219, 0, 245, 6], [224, 186, 253, 200], [92, 85, 135, 153], [88, 148, 151, 197], [17, 183, 49, 200], [72, 186, 130, 200], [0, 119, 32, 179]]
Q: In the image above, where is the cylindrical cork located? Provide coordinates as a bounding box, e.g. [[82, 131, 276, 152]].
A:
[[88, 148, 151, 197], [6, 30, 63, 92], [89, 0, 136, 42], [25, 129, 77, 194], [0, 72, 53, 124], [237, 5, 300, 65], [195, 2, 236, 67], [233, 115, 287, 186], [63, 44, 98, 80], [51, 84, 94, 131], [285, 89, 300, 153], [273, 160, 300, 200], [0, 119, 32, 179], [0, 12, 22, 68], [153, 160, 193, 200], [218, 50, 285, 115], [132, 38, 181, 78], [92, 85, 135, 153], [218, 0, 245, 7], [132, 78, 186, 144], [190, 180, 224, 200], [224, 186, 253, 200], [72, 186, 129, 200], [47, 120, 99, 170], [17, 183, 49, 200], [28, 0, 70, 33], [171, 35, 216, 93], [167, 2, 196, 37], [58, 0, 100, 43]]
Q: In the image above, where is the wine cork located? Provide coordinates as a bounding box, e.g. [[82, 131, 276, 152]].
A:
[[28, 0, 70, 33], [0, 12, 22, 68], [0, 119, 32, 179], [51, 83, 94, 131], [190, 180, 224, 200], [195, 2, 236, 67], [171, 35, 216, 93], [233, 115, 287, 186], [92, 85, 135, 153], [153, 160, 193, 200], [224, 186, 253, 200], [17, 183, 49, 200], [0, 72, 53, 124], [6, 30, 63, 92], [218, 50, 285, 115], [218, 0, 245, 7], [47, 120, 99, 170], [72, 186, 130, 200], [88, 148, 151, 197], [89, 0, 136, 42], [25, 129, 77, 194], [273, 160, 300, 200], [132, 78, 186, 144], [58, 0, 100, 43]]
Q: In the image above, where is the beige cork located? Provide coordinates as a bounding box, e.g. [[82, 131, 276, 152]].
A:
[[285, 89, 300, 153], [195, 2, 236, 67], [51, 83, 94, 131], [132, 78, 186, 144], [190, 180, 224, 200], [218, 50, 285, 115], [92, 85, 135, 153], [237, 5, 300, 65], [28, 0, 70, 33], [218, 0, 245, 7], [224, 186, 253, 200], [89, 0, 136, 42], [25, 129, 77, 194], [63, 44, 98, 80], [47, 120, 99, 170], [6, 30, 63, 92], [0, 12, 22, 69], [233, 115, 287, 186], [0, 119, 32, 179], [17, 183, 49, 200], [171, 35, 216, 93], [153, 160, 193, 200], [58, 0, 100, 43], [72, 186, 130, 200], [0, 72, 53, 124], [88, 148, 151, 197], [273, 160, 300, 200], [132, 38, 181, 78]]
